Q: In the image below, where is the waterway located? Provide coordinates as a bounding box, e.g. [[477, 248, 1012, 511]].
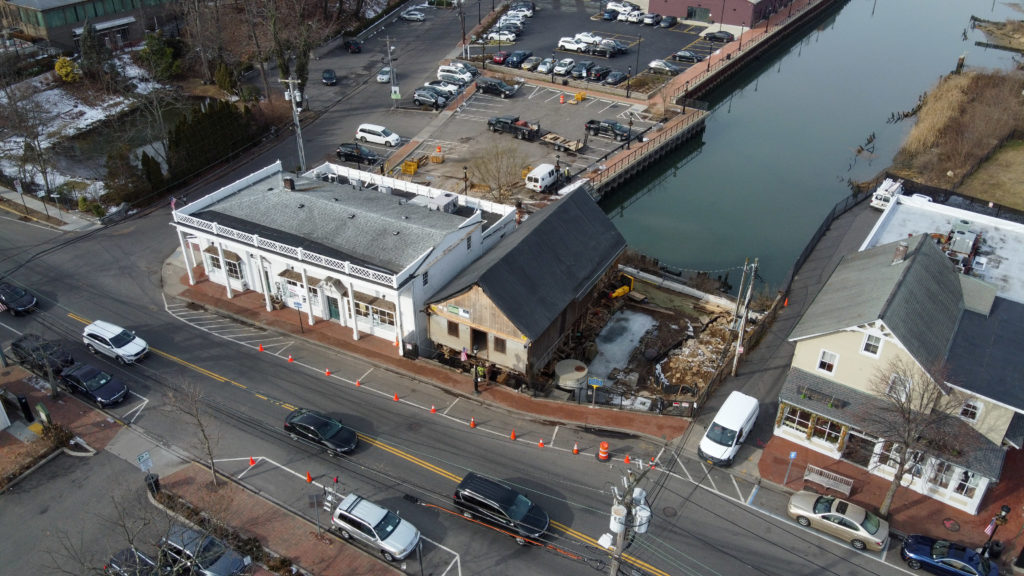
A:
[[602, 0, 1023, 291]]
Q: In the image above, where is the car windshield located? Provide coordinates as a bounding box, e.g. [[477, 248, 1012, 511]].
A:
[[859, 510, 882, 535], [194, 537, 227, 568], [506, 494, 532, 521], [380, 128, 394, 137], [83, 370, 113, 391], [313, 417, 342, 439], [373, 510, 402, 540], [813, 495, 836, 515], [110, 330, 136, 348], [705, 422, 737, 447], [6, 286, 26, 297]]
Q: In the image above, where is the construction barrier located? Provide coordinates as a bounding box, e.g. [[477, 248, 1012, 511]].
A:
[[597, 441, 610, 461]]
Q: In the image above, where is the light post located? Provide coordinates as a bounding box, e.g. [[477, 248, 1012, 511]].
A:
[[550, 52, 555, 83], [626, 118, 633, 149], [463, 166, 469, 195], [625, 65, 631, 98], [634, 33, 641, 84], [477, 0, 481, 25], [719, 0, 726, 31], [981, 504, 1012, 557], [739, 22, 745, 51]]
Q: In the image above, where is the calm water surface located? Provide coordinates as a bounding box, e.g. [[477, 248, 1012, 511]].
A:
[[603, 0, 1022, 290]]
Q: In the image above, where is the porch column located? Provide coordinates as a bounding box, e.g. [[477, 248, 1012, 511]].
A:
[[346, 278, 359, 340], [216, 243, 233, 299], [299, 268, 315, 326], [255, 255, 272, 311], [176, 229, 195, 286]]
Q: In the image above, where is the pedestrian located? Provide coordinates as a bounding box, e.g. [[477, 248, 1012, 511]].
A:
[[473, 372, 480, 394]]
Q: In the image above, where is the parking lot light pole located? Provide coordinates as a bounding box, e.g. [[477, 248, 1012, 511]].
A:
[[981, 505, 1012, 557], [551, 52, 555, 83], [626, 65, 631, 98], [463, 166, 469, 195], [739, 22, 745, 51], [626, 118, 633, 149]]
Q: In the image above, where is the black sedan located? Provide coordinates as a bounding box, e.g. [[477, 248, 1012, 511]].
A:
[[104, 547, 159, 576], [704, 30, 735, 42], [336, 143, 381, 165], [284, 408, 358, 456], [603, 70, 628, 85], [900, 535, 997, 576], [0, 282, 36, 315], [570, 60, 594, 79], [342, 39, 362, 53], [671, 50, 703, 63], [504, 50, 533, 68], [61, 363, 129, 407]]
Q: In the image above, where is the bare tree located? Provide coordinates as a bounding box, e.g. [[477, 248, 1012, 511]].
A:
[[861, 357, 969, 517], [469, 141, 529, 203], [170, 382, 220, 487]]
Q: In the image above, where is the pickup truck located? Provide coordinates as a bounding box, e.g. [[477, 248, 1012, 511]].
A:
[[487, 116, 540, 140], [585, 119, 631, 142]]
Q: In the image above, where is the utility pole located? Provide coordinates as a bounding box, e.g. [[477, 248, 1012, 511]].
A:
[[607, 463, 653, 576], [732, 257, 749, 322], [280, 75, 306, 173], [458, 0, 467, 59], [731, 258, 758, 377]]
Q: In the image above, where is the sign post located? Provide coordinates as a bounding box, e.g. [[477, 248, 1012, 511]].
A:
[[137, 450, 153, 473], [783, 450, 797, 486]]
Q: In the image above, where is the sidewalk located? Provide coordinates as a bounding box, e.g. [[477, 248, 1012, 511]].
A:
[[0, 189, 100, 232]]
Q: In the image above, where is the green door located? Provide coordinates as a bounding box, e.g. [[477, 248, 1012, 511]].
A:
[[327, 296, 341, 320]]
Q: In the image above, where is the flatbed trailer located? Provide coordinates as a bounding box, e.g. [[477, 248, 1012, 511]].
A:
[[540, 132, 585, 153]]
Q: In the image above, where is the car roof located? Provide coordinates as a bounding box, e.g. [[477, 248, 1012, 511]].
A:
[[163, 523, 209, 555], [341, 494, 388, 525], [457, 472, 520, 509], [86, 319, 127, 336], [64, 363, 100, 377]]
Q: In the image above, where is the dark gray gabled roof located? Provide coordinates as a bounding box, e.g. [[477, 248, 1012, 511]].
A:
[[789, 234, 963, 370], [428, 190, 626, 340], [946, 297, 1024, 412], [780, 368, 1005, 480]]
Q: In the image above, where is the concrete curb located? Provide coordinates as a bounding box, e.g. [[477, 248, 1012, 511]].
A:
[[0, 446, 63, 494]]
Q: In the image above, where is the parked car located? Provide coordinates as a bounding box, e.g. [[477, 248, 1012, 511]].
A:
[[648, 59, 683, 75], [454, 472, 550, 545], [704, 30, 735, 42], [330, 493, 421, 561], [425, 80, 460, 97], [506, 7, 532, 18], [587, 65, 612, 81], [660, 15, 678, 28], [487, 30, 516, 42], [606, 1, 637, 14], [586, 118, 630, 141], [493, 22, 523, 35], [336, 143, 381, 165], [400, 9, 425, 21], [603, 70, 628, 85], [0, 282, 36, 315], [626, 10, 645, 22], [376, 66, 392, 83], [553, 57, 575, 75], [570, 60, 595, 79], [342, 39, 362, 53], [321, 69, 337, 85], [602, 8, 618, 20], [521, 56, 543, 71], [557, 37, 588, 53], [536, 57, 556, 73], [284, 407, 358, 456], [900, 534, 998, 576], [355, 123, 401, 147], [83, 320, 148, 365], [104, 547, 160, 576], [787, 492, 890, 551], [510, 0, 535, 14], [476, 77, 516, 98], [505, 50, 533, 68], [642, 13, 662, 25], [437, 65, 473, 83], [601, 38, 629, 55], [616, 9, 633, 21], [671, 49, 702, 62], [588, 43, 616, 58], [451, 61, 479, 76], [158, 524, 251, 576], [9, 333, 74, 376], [437, 72, 469, 87], [574, 32, 603, 45], [61, 363, 129, 407], [413, 87, 447, 107], [492, 50, 510, 64]]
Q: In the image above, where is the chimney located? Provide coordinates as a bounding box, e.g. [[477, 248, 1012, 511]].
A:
[[283, 177, 295, 191], [892, 241, 909, 264]]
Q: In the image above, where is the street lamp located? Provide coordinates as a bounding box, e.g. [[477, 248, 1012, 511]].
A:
[[981, 504, 1012, 557], [463, 166, 469, 195], [626, 118, 633, 150], [739, 22, 745, 51], [550, 52, 555, 83], [477, 0, 481, 25], [625, 65, 631, 98]]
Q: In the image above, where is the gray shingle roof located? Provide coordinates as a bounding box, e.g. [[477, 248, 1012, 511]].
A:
[[946, 297, 1024, 412], [427, 190, 626, 340], [781, 368, 1004, 479], [191, 173, 467, 274], [789, 234, 963, 369]]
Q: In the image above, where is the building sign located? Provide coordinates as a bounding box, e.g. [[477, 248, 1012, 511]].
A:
[[447, 304, 470, 319]]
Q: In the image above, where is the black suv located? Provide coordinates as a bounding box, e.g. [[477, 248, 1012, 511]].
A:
[[104, 547, 159, 576], [454, 472, 550, 545], [336, 143, 381, 165], [9, 334, 74, 376], [476, 77, 516, 98], [342, 39, 362, 53], [158, 523, 251, 576], [504, 50, 532, 68], [585, 119, 631, 141]]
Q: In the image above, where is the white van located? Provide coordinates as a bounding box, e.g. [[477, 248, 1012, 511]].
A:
[[525, 163, 557, 192], [697, 391, 758, 466], [355, 123, 401, 147]]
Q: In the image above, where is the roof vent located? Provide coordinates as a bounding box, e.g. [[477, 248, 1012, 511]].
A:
[[393, 231, 400, 235], [283, 177, 295, 191], [297, 203, 305, 209], [348, 214, 355, 219], [892, 241, 909, 265], [402, 215, 409, 219]]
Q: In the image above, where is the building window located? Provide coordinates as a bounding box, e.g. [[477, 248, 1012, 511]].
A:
[[879, 442, 922, 477], [422, 271, 429, 286], [208, 254, 221, 270], [493, 337, 506, 354], [371, 308, 395, 327], [928, 460, 954, 489], [817, 350, 837, 374], [954, 470, 978, 499], [862, 334, 882, 356], [959, 399, 980, 422], [886, 374, 910, 402], [447, 320, 460, 338], [811, 417, 843, 445], [781, 405, 812, 433], [224, 260, 242, 280]]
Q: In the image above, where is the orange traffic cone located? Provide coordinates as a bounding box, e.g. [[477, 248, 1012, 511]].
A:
[[287, 355, 294, 363], [249, 456, 256, 466], [355, 380, 361, 386], [306, 471, 313, 483], [510, 429, 517, 441], [258, 344, 264, 352], [559, 93, 565, 104], [624, 455, 631, 464], [430, 405, 437, 413], [650, 456, 657, 469], [394, 336, 399, 347], [572, 442, 579, 455], [784, 297, 789, 307], [393, 392, 399, 402], [470, 417, 477, 428], [538, 439, 545, 448], [325, 369, 331, 376]]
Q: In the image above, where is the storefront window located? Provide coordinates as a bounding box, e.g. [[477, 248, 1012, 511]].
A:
[[811, 417, 843, 445], [781, 405, 812, 433]]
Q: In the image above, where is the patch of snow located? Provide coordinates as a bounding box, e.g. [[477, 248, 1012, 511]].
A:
[[587, 309, 656, 380]]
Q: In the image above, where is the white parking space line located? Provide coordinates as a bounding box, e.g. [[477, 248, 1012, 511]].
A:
[[700, 462, 718, 491], [443, 397, 460, 415], [121, 391, 149, 423], [731, 474, 745, 501], [550, 424, 560, 447]]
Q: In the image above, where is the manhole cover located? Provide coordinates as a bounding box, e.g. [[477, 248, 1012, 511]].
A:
[[943, 518, 960, 532], [662, 506, 677, 518]]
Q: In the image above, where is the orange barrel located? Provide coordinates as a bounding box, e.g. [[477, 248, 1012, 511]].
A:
[[598, 441, 610, 461]]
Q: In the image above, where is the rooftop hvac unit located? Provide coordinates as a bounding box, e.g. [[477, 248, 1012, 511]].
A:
[[428, 193, 458, 213]]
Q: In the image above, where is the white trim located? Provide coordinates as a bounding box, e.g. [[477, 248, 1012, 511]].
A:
[[860, 333, 883, 358]]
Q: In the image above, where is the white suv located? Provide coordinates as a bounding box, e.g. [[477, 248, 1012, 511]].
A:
[[557, 37, 587, 53], [355, 123, 401, 147], [83, 320, 148, 364]]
